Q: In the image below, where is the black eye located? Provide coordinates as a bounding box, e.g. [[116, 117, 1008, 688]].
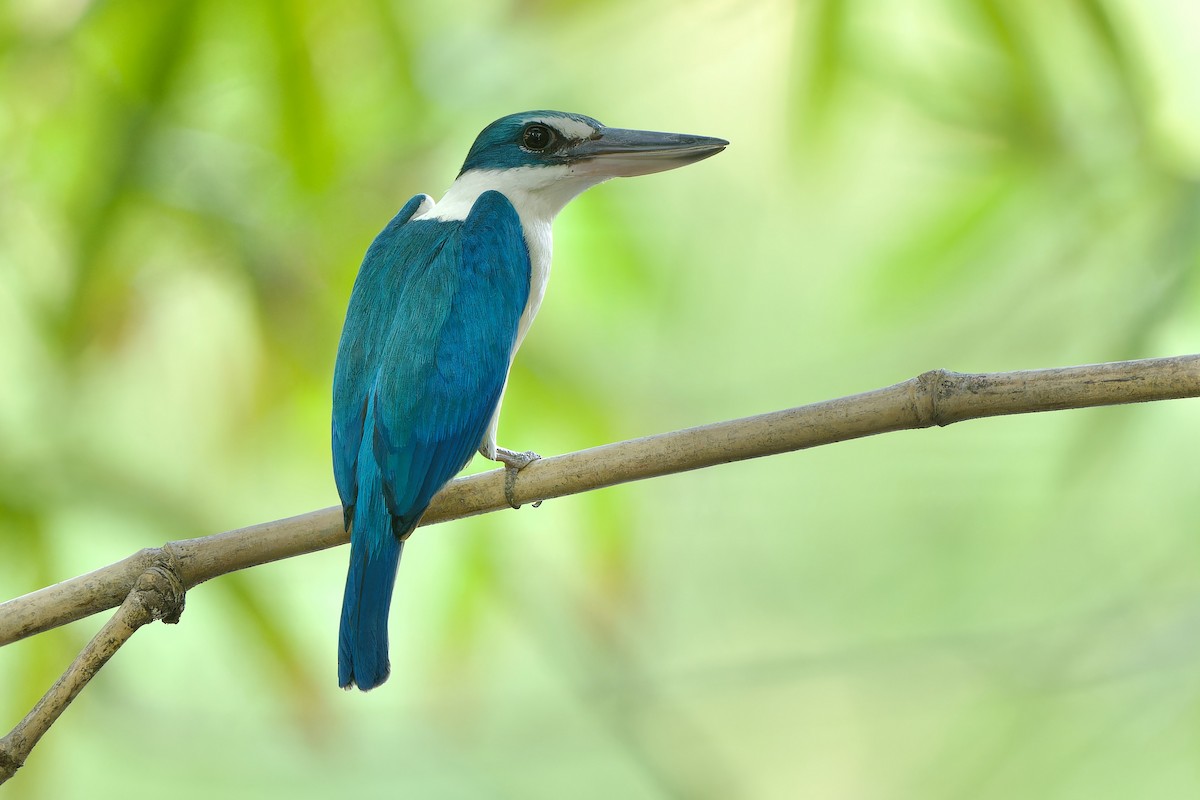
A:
[[522, 123, 554, 151]]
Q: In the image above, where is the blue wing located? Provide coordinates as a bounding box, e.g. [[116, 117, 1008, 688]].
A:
[[370, 190, 531, 529], [332, 193, 432, 530]]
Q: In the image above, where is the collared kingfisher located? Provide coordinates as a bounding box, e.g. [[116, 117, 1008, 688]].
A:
[[332, 110, 727, 690]]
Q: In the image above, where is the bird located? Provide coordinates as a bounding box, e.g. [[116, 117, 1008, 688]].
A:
[[332, 110, 728, 690]]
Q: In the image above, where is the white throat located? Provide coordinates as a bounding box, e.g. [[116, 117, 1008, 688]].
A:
[[412, 165, 604, 225]]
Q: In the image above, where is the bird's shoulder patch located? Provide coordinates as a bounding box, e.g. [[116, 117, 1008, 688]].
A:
[[462, 191, 528, 277], [388, 193, 434, 231], [467, 190, 520, 225]]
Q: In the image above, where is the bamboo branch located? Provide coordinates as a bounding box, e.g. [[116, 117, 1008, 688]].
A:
[[0, 354, 1198, 784], [2, 354, 1199, 649]]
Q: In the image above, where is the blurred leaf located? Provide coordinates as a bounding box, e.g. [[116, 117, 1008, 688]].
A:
[[966, 0, 1058, 154], [1078, 0, 1144, 121], [864, 159, 1030, 313], [59, 0, 199, 353], [221, 573, 333, 738], [264, 1, 336, 191], [789, 0, 851, 139], [433, 524, 499, 667]]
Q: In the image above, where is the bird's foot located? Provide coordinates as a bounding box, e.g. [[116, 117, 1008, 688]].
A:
[[493, 447, 542, 510]]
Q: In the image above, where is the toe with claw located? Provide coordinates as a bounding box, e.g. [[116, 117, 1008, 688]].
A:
[[493, 446, 542, 509]]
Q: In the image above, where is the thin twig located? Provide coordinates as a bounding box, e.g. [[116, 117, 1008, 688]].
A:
[[0, 556, 184, 784], [2, 354, 1198, 650]]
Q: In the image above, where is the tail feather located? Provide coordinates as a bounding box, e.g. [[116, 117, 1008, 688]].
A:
[[338, 526, 403, 690], [340, 472, 415, 690]]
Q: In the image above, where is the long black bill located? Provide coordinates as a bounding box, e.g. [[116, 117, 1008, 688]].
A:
[[571, 127, 729, 178]]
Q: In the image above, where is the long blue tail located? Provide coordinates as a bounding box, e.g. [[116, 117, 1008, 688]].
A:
[[338, 457, 414, 690]]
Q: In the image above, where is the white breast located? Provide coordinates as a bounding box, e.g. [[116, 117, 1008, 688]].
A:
[[515, 217, 551, 350]]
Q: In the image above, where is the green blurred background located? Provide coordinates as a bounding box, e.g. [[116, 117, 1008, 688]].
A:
[[2, 0, 1199, 797]]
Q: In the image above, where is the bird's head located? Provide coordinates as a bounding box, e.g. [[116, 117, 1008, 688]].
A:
[[460, 110, 727, 178], [440, 111, 727, 222]]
